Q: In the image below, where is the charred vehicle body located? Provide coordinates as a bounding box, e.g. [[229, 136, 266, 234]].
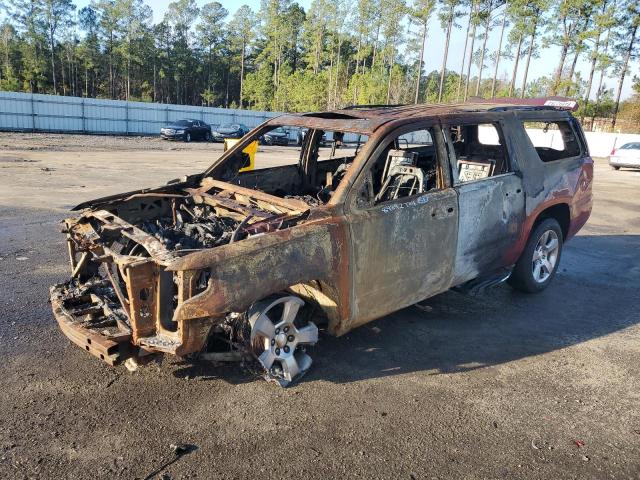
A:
[[51, 98, 593, 386]]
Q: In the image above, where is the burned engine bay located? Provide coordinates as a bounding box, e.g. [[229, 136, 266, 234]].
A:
[[51, 177, 314, 367]]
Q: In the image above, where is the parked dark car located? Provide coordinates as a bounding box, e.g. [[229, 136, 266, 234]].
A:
[[160, 119, 212, 142], [260, 127, 291, 146], [212, 123, 250, 142]]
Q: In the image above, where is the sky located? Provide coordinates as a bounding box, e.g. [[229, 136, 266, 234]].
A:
[[74, 0, 637, 101]]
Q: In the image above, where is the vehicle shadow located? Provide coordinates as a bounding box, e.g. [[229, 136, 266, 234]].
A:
[[173, 234, 640, 385], [311, 234, 640, 384]]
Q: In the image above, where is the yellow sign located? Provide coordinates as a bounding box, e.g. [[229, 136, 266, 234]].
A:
[[224, 138, 257, 172]]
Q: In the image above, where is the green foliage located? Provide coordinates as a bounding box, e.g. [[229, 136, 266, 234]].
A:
[[0, 0, 635, 130]]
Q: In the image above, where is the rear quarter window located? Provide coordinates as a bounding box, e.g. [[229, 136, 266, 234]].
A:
[[521, 120, 582, 163]]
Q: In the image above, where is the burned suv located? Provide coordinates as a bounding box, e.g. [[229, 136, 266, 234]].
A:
[[51, 99, 593, 386]]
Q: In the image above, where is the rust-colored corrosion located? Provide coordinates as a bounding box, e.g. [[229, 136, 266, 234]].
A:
[[51, 98, 592, 369]]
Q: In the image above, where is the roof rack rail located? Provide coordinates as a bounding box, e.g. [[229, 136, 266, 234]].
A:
[[342, 104, 407, 110], [469, 96, 578, 111]]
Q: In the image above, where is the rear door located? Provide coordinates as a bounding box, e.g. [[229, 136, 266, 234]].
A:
[[442, 120, 525, 284]]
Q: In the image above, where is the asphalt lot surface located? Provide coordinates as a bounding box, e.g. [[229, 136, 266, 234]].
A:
[[0, 133, 639, 479]]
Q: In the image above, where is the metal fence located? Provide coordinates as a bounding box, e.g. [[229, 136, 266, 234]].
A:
[[1, 91, 639, 156], [0, 91, 280, 135]]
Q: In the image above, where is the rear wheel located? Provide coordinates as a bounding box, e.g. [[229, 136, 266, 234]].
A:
[[611, 166, 620, 170], [508, 218, 563, 293], [205, 131, 212, 142]]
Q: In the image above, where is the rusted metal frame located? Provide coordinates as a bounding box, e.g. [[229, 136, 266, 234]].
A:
[[71, 251, 89, 277], [101, 301, 132, 333], [176, 269, 199, 305], [198, 178, 310, 213], [230, 192, 290, 216], [88, 210, 174, 263], [125, 261, 160, 342], [71, 174, 201, 212], [241, 212, 301, 235], [186, 189, 271, 220], [123, 193, 189, 201], [104, 262, 132, 323], [69, 219, 101, 249], [50, 285, 133, 365], [266, 114, 383, 134], [301, 129, 322, 191], [66, 235, 78, 273]]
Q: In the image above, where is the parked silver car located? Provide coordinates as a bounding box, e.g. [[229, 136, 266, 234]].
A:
[[609, 142, 640, 170]]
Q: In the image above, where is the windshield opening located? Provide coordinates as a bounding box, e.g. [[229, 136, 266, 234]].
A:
[[206, 124, 370, 207]]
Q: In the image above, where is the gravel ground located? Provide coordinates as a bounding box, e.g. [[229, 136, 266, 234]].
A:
[[0, 132, 227, 152], [0, 133, 639, 479]]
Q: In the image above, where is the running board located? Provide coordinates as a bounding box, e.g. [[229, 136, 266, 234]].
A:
[[453, 267, 513, 296]]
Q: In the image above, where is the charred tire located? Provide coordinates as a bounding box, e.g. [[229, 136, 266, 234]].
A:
[[508, 218, 563, 293]]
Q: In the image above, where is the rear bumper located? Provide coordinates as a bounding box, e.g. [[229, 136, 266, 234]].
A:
[[50, 283, 135, 366]]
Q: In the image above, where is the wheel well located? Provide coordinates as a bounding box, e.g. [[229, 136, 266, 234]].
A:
[[536, 203, 570, 240]]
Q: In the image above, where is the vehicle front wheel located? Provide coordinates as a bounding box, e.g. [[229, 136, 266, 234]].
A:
[[247, 295, 318, 387], [508, 218, 563, 293], [184, 133, 191, 142], [611, 165, 620, 170]]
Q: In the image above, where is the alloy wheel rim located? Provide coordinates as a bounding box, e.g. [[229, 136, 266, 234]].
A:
[[249, 296, 318, 385], [532, 229, 559, 283]]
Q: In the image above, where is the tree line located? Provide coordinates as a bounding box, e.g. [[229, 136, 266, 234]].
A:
[[0, 0, 639, 129]]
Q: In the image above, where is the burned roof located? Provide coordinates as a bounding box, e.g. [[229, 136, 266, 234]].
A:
[[268, 97, 578, 134]]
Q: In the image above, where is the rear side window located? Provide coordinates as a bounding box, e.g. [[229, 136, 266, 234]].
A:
[[522, 121, 581, 162], [447, 123, 511, 183]]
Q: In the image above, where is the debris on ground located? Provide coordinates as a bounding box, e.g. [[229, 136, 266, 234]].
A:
[[413, 303, 433, 313], [169, 443, 194, 456], [142, 443, 198, 480]]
